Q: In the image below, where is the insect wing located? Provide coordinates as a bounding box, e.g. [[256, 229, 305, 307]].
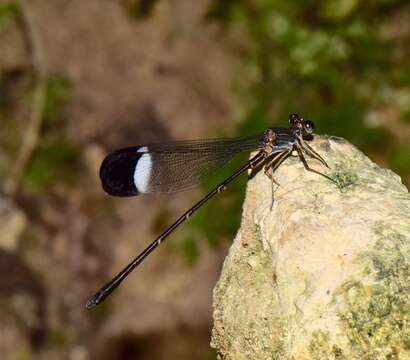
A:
[[99, 134, 262, 196]]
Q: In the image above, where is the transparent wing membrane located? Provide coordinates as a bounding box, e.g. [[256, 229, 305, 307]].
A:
[[100, 134, 262, 196]]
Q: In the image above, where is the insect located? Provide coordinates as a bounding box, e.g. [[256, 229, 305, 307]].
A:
[[86, 113, 332, 309]]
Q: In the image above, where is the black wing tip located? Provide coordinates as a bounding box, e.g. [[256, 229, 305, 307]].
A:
[[99, 149, 141, 197]]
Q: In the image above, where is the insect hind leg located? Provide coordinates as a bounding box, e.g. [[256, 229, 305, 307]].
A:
[[263, 150, 291, 210]]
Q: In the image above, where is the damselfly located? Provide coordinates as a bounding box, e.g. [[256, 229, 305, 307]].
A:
[[86, 113, 332, 309]]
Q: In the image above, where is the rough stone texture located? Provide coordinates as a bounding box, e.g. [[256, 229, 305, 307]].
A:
[[211, 135, 410, 360]]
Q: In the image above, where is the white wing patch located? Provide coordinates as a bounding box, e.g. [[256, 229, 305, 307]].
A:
[[134, 147, 152, 193]]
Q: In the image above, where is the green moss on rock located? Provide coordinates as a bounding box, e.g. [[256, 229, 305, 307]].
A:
[[308, 330, 347, 360], [335, 224, 410, 360]]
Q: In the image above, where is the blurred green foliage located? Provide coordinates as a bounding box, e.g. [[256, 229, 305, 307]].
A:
[[179, 236, 200, 265], [388, 145, 410, 174], [0, 0, 76, 193], [22, 75, 77, 192], [207, 348, 218, 360], [207, 0, 410, 143], [0, 2, 18, 30], [23, 140, 78, 192], [45, 327, 72, 350], [43, 75, 72, 125], [122, 0, 159, 18], [184, 0, 410, 263]]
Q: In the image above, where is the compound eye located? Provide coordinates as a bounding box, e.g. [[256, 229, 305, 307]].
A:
[[303, 120, 315, 134]]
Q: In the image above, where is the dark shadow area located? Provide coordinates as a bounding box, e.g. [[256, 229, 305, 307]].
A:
[[97, 326, 213, 360], [0, 249, 47, 350]]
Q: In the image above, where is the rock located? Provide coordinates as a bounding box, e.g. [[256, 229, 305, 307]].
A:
[[0, 197, 27, 252], [211, 135, 410, 360]]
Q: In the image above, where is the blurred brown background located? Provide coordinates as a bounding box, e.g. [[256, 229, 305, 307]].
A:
[[0, 0, 409, 359]]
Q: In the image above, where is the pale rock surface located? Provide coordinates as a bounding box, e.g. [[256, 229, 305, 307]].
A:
[[211, 136, 410, 360], [0, 197, 27, 252]]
